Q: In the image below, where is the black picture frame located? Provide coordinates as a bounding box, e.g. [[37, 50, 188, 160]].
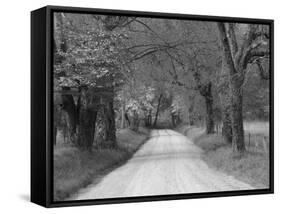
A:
[[31, 5, 274, 208]]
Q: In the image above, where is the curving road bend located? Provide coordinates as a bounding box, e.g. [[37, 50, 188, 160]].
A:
[[71, 129, 253, 200]]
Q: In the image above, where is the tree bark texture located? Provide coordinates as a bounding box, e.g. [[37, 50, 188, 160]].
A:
[[95, 94, 116, 148], [221, 105, 232, 144], [219, 58, 233, 144], [95, 107, 107, 147], [77, 87, 99, 150], [77, 108, 97, 150], [61, 88, 79, 144], [230, 80, 246, 152], [217, 23, 246, 153]]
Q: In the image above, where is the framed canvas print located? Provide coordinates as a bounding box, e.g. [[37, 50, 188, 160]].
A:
[[31, 5, 274, 207]]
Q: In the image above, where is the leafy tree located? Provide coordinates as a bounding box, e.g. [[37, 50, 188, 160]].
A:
[[217, 23, 269, 154], [54, 13, 128, 149]]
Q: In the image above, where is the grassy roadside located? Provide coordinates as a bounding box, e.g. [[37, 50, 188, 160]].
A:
[[177, 124, 269, 189], [54, 127, 149, 201]]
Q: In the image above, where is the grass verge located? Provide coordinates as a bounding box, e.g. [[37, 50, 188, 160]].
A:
[[178, 125, 269, 189], [54, 127, 149, 201]]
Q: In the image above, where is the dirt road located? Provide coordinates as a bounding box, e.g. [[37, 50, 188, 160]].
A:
[[71, 129, 253, 200]]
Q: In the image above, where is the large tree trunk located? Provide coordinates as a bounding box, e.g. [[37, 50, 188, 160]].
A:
[[219, 58, 233, 144], [77, 87, 98, 150], [77, 108, 97, 150], [230, 81, 245, 153], [217, 23, 246, 154], [221, 105, 232, 143], [95, 106, 106, 147], [153, 94, 163, 127], [200, 83, 215, 134], [61, 87, 78, 144]]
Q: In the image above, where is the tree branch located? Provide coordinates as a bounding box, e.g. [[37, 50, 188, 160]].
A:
[[127, 43, 183, 62], [217, 23, 237, 75], [256, 59, 270, 80], [226, 23, 238, 55], [165, 52, 195, 90], [243, 48, 269, 68], [237, 24, 258, 64], [134, 19, 169, 45]]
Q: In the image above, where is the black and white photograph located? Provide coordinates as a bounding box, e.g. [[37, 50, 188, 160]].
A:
[[2, 0, 281, 212], [52, 9, 272, 202]]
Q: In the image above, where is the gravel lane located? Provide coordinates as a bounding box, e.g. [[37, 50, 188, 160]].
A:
[[71, 129, 253, 200]]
